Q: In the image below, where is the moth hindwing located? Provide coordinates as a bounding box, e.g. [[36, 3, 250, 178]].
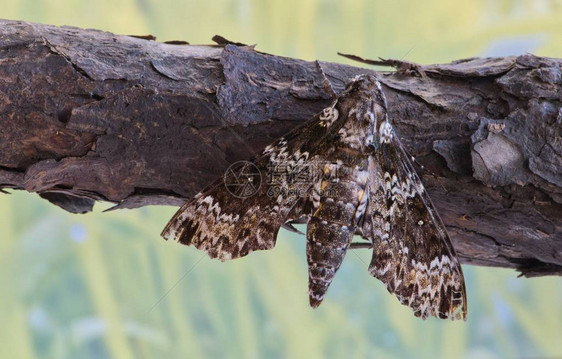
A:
[[162, 74, 467, 320]]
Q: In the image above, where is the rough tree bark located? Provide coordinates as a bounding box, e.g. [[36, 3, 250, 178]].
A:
[[0, 20, 560, 276]]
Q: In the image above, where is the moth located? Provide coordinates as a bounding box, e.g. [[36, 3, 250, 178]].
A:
[[162, 74, 467, 320]]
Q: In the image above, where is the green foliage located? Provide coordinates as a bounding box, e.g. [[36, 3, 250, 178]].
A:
[[2, 1, 562, 357], [2, 192, 562, 358]]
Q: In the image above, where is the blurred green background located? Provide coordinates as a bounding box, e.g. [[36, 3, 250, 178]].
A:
[[2, 0, 562, 358]]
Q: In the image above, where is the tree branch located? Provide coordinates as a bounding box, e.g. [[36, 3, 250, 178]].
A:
[[0, 20, 560, 276]]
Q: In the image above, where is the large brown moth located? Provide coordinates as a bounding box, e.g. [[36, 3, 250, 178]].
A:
[[162, 74, 467, 320]]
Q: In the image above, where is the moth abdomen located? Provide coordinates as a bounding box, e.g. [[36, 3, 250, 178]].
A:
[[306, 173, 368, 308], [306, 217, 354, 308]]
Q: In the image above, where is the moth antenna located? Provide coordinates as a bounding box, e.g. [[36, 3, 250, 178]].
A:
[[316, 60, 337, 101], [408, 153, 445, 179]]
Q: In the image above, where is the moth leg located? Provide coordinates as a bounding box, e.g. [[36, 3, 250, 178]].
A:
[[349, 241, 373, 249]]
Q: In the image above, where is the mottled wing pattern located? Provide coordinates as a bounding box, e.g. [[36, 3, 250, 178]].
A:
[[363, 129, 467, 320], [161, 105, 341, 261]]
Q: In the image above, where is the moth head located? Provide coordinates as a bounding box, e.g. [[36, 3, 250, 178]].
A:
[[345, 74, 388, 108]]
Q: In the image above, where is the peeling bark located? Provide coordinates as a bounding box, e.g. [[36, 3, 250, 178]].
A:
[[0, 20, 560, 276]]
